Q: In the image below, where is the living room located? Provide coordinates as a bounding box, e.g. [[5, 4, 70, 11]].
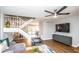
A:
[[0, 6, 79, 53]]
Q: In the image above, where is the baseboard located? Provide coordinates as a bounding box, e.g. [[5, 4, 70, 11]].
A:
[[41, 37, 52, 40], [72, 44, 79, 47]]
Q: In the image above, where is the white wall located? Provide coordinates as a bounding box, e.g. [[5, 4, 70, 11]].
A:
[[50, 16, 79, 47], [40, 16, 79, 47], [0, 13, 4, 39], [39, 21, 53, 40], [0, 14, 1, 39], [3, 32, 14, 42]]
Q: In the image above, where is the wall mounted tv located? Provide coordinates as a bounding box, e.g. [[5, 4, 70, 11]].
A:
[[56, 23, 70, 33]]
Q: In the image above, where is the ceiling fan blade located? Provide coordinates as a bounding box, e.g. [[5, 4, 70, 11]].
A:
[[57, 6, 67, 14], [58, 13, 70, 15], [45, 10, 54, 14], [45, 15, 53, 17]]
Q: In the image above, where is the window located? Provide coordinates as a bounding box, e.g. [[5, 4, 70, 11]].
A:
[[27, 22, 39, 38]]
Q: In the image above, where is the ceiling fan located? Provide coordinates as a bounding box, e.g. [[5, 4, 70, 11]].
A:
[[45, 6, 70, 18]]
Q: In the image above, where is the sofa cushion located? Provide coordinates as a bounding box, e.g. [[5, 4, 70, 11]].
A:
[[9, 43, 26, 53]]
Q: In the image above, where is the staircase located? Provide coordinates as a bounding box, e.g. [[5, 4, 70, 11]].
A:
[[4, 15, 35, 42]]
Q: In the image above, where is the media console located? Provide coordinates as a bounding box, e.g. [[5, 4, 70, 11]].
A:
[[53, 34, 72, 46]]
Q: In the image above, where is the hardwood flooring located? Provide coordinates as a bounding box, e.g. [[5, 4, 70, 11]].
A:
[[42, 40, 79, 53]]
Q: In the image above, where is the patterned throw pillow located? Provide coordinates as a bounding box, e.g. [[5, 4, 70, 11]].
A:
[[0, 38, 10, 47]]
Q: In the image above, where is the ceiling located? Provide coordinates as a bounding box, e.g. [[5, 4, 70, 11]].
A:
[[0, 6, 64, 17], [0, 6, 79, 21]]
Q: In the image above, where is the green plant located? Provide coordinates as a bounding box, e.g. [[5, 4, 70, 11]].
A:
[[32, 47, 40, 52]]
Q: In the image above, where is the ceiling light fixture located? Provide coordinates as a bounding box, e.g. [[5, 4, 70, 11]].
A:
[[53, 13, 58, 18]]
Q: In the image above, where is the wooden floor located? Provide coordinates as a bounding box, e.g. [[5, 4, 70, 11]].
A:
[[42, 40, 79, 53]]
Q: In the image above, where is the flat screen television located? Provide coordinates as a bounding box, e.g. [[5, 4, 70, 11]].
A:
[[56, 23, 70, 33]]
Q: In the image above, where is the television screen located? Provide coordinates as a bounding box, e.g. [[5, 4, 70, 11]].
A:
[[56, 23, 70, 33]]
